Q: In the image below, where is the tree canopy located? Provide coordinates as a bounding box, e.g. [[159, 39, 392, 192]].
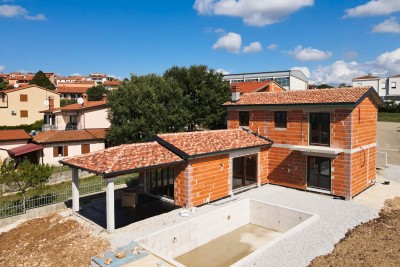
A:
[[316, 83, 334, 89], [106, 74, 190, 145], [29, 70, 56, 90], [0, 160, 52, 195], [164, 65, 231, 130], [87, 85, 107, 101]]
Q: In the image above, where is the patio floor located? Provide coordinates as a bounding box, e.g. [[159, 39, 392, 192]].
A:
[[78, 189, 178, 229]]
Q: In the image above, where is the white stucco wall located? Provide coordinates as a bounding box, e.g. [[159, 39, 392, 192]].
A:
[[388, 77, 400, 96], [78, 108, 110, 129], [352, 80, 379, 92], [289, 76, 307, 90], [42, 141, 105, 165]]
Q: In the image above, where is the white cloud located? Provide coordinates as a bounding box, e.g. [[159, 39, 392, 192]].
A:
[[0, 5, 46, 20], [288, 45, 332, 61], [372, 17, 400, 33], [215, 68, 230, 74], [212, 32, 242, 53], [193, 0, 314, 26], [242, 42, 262, 54], [267, 43, 278, 51], [343, 50, 358, 60], [0, 65, 4, 72], [308, 47, 400, 85], [291, 66, 310, 78], [344, 0, 400, 17], [214, 27, 224, 33]]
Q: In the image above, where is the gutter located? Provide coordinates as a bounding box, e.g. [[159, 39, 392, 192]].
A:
[[241, 128, 274, 146]]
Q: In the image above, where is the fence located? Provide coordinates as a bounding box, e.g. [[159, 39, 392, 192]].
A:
[[0, 175, 137, 219]]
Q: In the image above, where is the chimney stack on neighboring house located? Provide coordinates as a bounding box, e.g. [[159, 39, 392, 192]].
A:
[[48, 96, 54, 110], [231, 84, 241, 102], [102, 94, 107, 101], [82, 93, 88, 105]]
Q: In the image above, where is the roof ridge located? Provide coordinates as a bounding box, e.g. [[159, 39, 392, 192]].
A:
[[106, 144, 127, 173]]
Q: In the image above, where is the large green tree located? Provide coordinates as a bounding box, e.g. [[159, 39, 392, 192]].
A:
[[106, 74, 190, 145], [164, 65, 231, 130], [29, 70, 56, 90], [87, 85, 107, 101]]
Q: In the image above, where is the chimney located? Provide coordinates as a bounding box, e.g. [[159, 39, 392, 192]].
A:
[[231, 84, 240, 102], [101, 94, 107, 101], [82, 93, 88, 105], [48, 97, 54, 110]]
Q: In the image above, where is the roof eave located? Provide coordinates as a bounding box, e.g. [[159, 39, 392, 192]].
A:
[[186, 143, 272, 159]]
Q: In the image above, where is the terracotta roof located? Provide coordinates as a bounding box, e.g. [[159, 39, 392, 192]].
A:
[[231, 81, 274, 93], [390, 74, 400, 78], [103, 81, 120, 86], [57, 86, 89, 94], [60, 142, 184, 176], [8, 144, 43, 157], [40, 100, 107, 113], [4, 84, 60, 95], [0, 130, 31, 142], [156, 129, 271, 158], [224, 87, 382, 106], [33, 129, 107, 144], [352, 75, 379, 81]]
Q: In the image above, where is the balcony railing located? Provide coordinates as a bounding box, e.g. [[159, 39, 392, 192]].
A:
[[42, 124, 57, 132]]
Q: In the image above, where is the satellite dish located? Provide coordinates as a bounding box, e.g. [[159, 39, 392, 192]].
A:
[[77, 97, 84, 105], [13, 83, 19, 88], [43, 99, 50, 107]]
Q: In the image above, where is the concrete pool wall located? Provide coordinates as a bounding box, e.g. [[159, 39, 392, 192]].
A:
[[137, 199, 318, 266]]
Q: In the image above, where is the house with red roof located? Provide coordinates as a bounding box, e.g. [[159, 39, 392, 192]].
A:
[[59, 86, 382, 231], [353, 74, 400, 102], [0, 129, 32, 163], [41, 94, 109, 131], [230, 80, 285, 94], [56, 81, 96, 99]]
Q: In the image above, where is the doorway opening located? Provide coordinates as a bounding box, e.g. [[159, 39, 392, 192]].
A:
[[232, 154, 258, 190]]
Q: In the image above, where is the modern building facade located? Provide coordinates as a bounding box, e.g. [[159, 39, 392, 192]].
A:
[[223, 70, 308, 91], [353, 74, 400, 102]]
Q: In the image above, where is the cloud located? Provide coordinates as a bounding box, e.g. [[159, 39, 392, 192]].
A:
[[372, 17, 400, 33], [344, 0, 400, 18], [242, 42, 262, 54], [0, 4, 46, 20], [193, 0, 314, 26], [291, 66, 310, 78], [212, 32, 242, 53], [215, 68, 230, 74], [0, 65, 4, 72], [267, 43, 278, 51], [288, 45, 332, 61], [342, 50, 358, 60], [307, 47, 400, 85]]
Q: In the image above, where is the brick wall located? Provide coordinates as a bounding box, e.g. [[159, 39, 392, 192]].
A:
[[352, 97, 378, 148], [331, 153, 351, 197], [331, 109, 352, 149], [259, 147, 269, 184], [174, 163, 190, 207]]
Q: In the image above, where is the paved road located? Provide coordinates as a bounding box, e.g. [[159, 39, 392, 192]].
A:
[[377, 121, 400, 165]]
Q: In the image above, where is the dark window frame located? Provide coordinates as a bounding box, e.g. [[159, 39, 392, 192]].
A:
[[239, 111, 249, 127], [274, 111, 287, 128], [309, 113, 330, 146]]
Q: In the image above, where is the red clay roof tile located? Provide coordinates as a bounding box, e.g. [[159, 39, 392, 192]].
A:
[[157, 129, 270, 157], [60, 142, 184, 175], [33, 129, 107, 144], [224, 87, 377, 106], [231, 81, 275, 93], [0, 130, 30, 142]]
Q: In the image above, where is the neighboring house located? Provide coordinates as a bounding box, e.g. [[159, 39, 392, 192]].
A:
[[353, 74, 400, 102], [41, 94, 109, 131], [230, 81, 285, 94], [7, 72, 35, 86], [86, 73, 107, 85], [103, 80, 120, 90], [0, 129, 31, 163], [33, 128, 107, 165], [0, 85, 60, 126], [56, 75, 86, 84], [57, 81, 96, 99], [223, 70, 308, 91], [225, 86, 382, 199]]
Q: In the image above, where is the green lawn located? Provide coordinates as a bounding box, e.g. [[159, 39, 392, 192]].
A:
[[378, 112, 400, 122]]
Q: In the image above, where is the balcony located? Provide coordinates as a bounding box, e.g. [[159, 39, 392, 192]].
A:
[[42, 124, 57, 132], [65, 123, 77, 130]]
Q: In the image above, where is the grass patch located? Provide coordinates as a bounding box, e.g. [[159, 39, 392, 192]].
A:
[[378, 112, 400, 122]]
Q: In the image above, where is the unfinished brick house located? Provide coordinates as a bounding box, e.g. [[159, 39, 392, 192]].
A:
[[61, 86, 382, 231], [225, 86, 382, 199]]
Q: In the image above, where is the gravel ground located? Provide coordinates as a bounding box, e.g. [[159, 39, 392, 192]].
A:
[[108, 184, 379, 267]]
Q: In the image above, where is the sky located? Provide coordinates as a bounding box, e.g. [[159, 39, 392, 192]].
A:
[[0, 0, 400, 85]]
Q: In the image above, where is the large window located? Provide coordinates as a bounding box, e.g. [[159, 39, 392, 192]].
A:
[[275, 77, 289, 87], [274, 111, 287, 128], [309, 113, 330, 146], [149, 167, 175, 199], [232, 154, 257, 190], [239, 111, 249, 127]]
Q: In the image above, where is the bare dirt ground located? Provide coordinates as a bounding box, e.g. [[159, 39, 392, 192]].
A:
[[0, 213, 109, 267], [309, 197, 400, 267]]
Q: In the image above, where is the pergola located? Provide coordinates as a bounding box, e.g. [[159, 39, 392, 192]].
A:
[[60, 141, 184, 231]]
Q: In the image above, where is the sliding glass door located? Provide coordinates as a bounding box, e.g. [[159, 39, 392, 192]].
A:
[[149, 167, 175, 199], [232, 154, 258, 190], [307, 156, 331, 191]]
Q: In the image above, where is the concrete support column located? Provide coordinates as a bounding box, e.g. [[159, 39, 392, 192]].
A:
[[106, 178, 115, 231], [71, 168, 79, 212]]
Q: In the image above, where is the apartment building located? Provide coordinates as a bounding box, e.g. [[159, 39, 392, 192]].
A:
[[353, 74, 400, 101]]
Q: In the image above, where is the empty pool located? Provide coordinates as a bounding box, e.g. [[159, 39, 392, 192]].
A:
[[137, 199, 317, 267]]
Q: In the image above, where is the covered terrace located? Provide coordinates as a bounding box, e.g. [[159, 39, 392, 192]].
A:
[[60, 141, 184, 231]]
